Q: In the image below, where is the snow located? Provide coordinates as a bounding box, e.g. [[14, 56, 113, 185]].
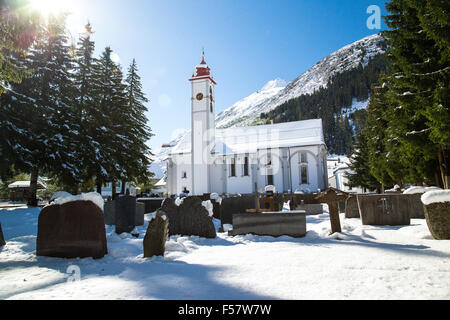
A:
[[201, 200, 214, 217], [421, 190, 450, 206], [174, 197, 184, 207], [1, 205, 449, 300], [216, 34, 385, 128], [49, 192, 105, 211], [50, 191, 72, 202], [403, 186, 442, 195], [210, 193, 222, 204]]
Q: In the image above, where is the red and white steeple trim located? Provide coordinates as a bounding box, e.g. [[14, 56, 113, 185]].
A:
[[189, 51, 217, 84]]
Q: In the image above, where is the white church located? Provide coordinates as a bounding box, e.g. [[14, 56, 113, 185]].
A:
[[165, 53, 329, 196]]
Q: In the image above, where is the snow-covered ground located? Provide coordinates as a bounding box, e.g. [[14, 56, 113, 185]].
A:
[[0, 205, 449, 300]]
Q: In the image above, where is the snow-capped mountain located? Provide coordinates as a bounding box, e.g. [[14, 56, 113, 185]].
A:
[[149, 130, 189, 179], [215, 78, 288, 128], [217, 33, 386, 128]]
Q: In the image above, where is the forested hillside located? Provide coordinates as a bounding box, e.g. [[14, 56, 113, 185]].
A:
[[260, 54, 387, 155]]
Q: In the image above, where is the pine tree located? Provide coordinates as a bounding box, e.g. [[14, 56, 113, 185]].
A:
[[383, 0, 449, 187], [346, 125, 381, 191], [121, 59, 153, 187], [69, 23, 97, 194], [0, 0, 42, 95], [0, 14, 75, 205]]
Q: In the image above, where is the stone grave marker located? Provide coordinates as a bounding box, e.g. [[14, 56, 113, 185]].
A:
[[345, 195, 360, 219], [135, 202, 145, 226], [143, 210, 169, 257], [36, 200, 107, 259], [161, 197, 216, 238], [356, 194, 411, 226], [316, 188, 349, 235], [104, 200, 116, 225], [115, 195, 136, 234], [0, 223, 5, 246]]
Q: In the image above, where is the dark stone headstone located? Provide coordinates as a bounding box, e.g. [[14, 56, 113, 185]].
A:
[[220, 195, 257, 227], [135, 202, 145, 226], [405, 194, 425, 219], [104, 200, 116, 225], [115, 196, 136, 234], [229, 211, 307, 238], [36, 200, 107, 259], [0, 223, 6, 247], [137, 198, 164, 213], [345, 195, 360, 219], [143, 210, 169, 257], [161, 197, 216, 238]]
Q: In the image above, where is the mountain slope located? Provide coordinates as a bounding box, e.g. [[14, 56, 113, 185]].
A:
[[215, 78, 288, 128], [219, 33, 386, 128]]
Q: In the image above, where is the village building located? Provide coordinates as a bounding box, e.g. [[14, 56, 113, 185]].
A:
[[165, 53, 329, 196]]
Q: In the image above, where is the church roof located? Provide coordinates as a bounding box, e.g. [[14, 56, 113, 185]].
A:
[[170, 118, 325, 156]]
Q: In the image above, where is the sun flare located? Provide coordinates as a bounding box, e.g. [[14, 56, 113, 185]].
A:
[[28, 0, 77, 17]]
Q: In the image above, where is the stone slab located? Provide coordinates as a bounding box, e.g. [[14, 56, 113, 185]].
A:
[[229, 212, 307, 238]]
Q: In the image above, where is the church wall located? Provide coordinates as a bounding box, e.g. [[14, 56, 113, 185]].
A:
[[289, 145, 322, 193], [172, 153, 192, 195]]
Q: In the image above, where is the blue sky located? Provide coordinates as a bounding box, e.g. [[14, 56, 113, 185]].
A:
[[62, 0, 389, 152]]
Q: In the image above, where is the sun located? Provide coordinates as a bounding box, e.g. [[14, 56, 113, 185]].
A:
[[28, 0, 77, 17]]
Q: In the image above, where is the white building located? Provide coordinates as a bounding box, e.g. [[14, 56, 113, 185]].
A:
[[328, 156, 364, 193], [166, 53, 329, 196]]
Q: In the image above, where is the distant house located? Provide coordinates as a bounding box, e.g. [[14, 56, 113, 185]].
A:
[[151, 177, 167, 196], [327, 156, 364, 193], [101, 182, 139, 198], [8, 180, 47, 202]]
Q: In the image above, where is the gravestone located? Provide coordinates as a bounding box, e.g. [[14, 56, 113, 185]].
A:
[[104, 199, 144, 227], [161, 197, 216, 238], [36, 200, 107, 259], [229, 211, 307, 238], [135, 202, 145, 226], [137, 198, 164, 213], [316, 188, 349, 235], [345, 195, 360, 219], [115, 196, 136, 234], [104, 200, 116, 225], [143, 210, 169, 257], [220, 195, 257, 227], [423, 201, 450, 240], [357, 194, 411, 226], [0, 223, 5, 246], [405, 194, 425, 219]]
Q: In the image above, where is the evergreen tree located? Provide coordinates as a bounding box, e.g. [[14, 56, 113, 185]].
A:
[[0, 14, 75, 205], [383, 0, 449, 187], [121, 59, 153, 189], [346, 127, 381, 191], [68, 23, 97, 194], [0, 0, 42, 95]]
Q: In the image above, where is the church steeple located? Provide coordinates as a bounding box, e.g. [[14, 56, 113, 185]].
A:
[[189, 50, 216, 84], [189, 50, 216, 195]]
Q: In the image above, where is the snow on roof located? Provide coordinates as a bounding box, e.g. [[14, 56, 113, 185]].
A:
[[170, 119, 325, 155], [403, 186, 442, 195], [154, 178, 166, 187], [8, 181, 47, 190]]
